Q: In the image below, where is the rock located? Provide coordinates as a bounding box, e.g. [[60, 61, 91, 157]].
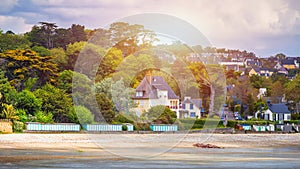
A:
[[193, 143, 222, 148]]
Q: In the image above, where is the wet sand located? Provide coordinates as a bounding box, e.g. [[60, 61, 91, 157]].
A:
[[1, 133, 300, 168]]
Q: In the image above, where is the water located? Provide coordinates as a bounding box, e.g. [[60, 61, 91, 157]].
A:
[[1, 146, 300, 168]]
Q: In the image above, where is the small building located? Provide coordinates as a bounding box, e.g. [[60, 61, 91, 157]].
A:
[[179, 97, 203, 118]]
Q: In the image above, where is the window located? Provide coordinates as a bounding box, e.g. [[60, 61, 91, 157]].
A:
[[182, 104, 185, 109], [136, 91, 143, 97], [190, 112, 196, 118], [190, 104, 193, 109]]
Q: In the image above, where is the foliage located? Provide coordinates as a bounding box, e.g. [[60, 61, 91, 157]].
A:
[[122, 124, 128, 131], [0, 49, 58, 91], [34, 111, 54, 123], [0, 32, 31, 52], [112, 114, 134, 124], [284, 75, 300, 103], [14, 90, 42, 115], [95, 93, 115, 123], [31, 46, 51, 56], [142, 105, 176, 124], [73, 105, 94, 124], [0, 103, 18, 120], [13, 121, 24, 132], [111, 78, 135, 113], [34, 84, 73, 123]]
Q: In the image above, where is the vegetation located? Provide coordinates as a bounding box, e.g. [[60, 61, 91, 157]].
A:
[[0, 20, 299, 130]]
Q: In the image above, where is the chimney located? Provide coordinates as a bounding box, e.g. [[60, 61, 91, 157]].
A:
[[146, 70, 152, 84]]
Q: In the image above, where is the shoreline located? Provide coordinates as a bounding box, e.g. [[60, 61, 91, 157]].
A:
[[1, 133, 300, 164]]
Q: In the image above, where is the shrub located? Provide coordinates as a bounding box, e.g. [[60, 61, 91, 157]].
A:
[[13, 121, 24, 132], [113, 114, 134, 124], [74, 105, 94, 124], [134, 122, 150, 131], [122, 124, 128, 131], [34, 111, 53, 123]]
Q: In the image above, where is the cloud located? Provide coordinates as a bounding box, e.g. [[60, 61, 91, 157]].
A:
[[0, 15, 33, 33], [0, 0, 18, 13], [1, 0, 299, 56]]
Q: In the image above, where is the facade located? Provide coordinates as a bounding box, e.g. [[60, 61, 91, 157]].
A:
[[179, 97, 203, 118], [132, 73, 180, 116], [249, 68, 273, 77], [255, 102, 291, 121]]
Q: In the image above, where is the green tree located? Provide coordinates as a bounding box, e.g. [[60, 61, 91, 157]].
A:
[[0, 31, 31, 52], [111, 78, 135, 113], [285, 75, 300, 103], [34, 111, 53, 123], [74, 105, 94, 124], [34, 84, 73, 122], [95, 93, 115, 123], [14, 90, 42, 115], [31, 46, 51, 56], [142, 105, 176, 124]]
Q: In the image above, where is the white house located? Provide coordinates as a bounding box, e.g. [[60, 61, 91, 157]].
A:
[[255, 102, 291, 122], [179, 97, 203, 118], [132, 72, 180, 117]]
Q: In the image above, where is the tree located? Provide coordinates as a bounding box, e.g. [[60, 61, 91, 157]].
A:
[[95, 93, 115, 123], [270, 81, 284, 103], [97, 47, 123, 79], [0, 32, 31, 52], [31, 46, 51, 56], [56, 70, 92, 94], [50, 47, 67, 70], [14, 90, 42, 115], [111, 78, 135, 113], [0, 49, 58, 91], [34, 84, 73, 123], [73, 105, 94, 124], [285, 75, 300, 103], [26, 22, 58, 49], [142, 105, 176, 124]]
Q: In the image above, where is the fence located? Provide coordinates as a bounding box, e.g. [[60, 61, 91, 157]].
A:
[[26, 122, 80, 132], [150, 124, 178, 132], [82, 124, 122, 131]]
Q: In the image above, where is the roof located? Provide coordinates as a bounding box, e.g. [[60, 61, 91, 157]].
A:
[[268, 103, 290, 114], [281, 59, 295, 65], [134, 76, 179, 99], [182, 98, 202, 108]]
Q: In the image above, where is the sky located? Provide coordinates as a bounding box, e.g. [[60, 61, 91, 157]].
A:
[[0, 0, 300, 57]]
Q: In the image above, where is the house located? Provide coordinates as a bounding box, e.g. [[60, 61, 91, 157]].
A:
[[281, 59, 299, 69], [245, 59, 262, 68], [273, 62, 283, 70], [257, 88, 267, 99], [277, 67, 288, 75], [179, 97, 203, 118], [218, 61, 244, 71], [249, 68, 273, 77], [132, 72, 180, 116], [255, 101, 291, 121]]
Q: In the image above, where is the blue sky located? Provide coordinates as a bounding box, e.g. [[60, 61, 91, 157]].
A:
[[0, 0, 300, 57]]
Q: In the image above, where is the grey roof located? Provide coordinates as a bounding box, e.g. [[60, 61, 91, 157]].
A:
[[269, 103, 290, 114], [134, 76, 179, 99], [182, 98, 202, 109]]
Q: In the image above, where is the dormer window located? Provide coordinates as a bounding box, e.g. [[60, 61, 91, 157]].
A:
[[136, 91, 143, 97]]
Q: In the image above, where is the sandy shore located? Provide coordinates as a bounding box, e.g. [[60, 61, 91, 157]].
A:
[[1, 133, 300, 164]]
